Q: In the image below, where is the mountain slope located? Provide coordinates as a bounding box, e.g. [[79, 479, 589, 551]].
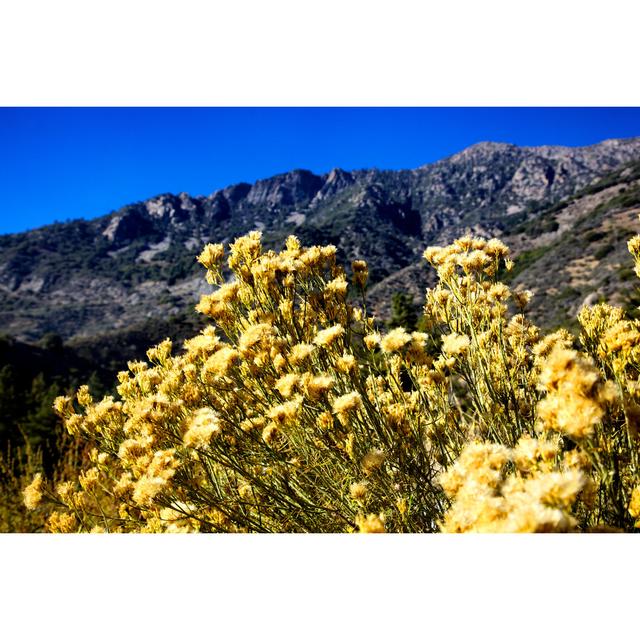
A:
[[2, 136, 640, 342], [369, 155, 640, 326]]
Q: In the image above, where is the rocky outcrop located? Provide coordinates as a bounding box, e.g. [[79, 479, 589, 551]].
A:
[[245, 169, 324, 208]]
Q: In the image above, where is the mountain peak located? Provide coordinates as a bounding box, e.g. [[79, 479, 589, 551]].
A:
[[466, 140, 517, 152], [451, 140, 517, 158]]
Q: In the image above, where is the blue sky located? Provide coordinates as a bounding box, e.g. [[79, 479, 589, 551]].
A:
[[1, 107, 639, 235]]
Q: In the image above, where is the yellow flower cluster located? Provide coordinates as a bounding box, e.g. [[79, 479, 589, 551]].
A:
[[23, 473, 43, 511], [537, 345, 617, 439], [440, 438, 586, 532]]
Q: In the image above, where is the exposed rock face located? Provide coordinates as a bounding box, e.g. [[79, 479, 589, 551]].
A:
[[1, 136, 640, 341], [406, 137, 640, 243], [245, 169, 324, 207], [103, 207, 158, 244], [312, 168, 355, 203]]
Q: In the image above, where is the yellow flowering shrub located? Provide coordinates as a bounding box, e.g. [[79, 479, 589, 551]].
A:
[[15, 223, 640, 532]]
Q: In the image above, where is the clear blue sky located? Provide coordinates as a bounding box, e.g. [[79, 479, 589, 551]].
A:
[[1, 107, 639, 234]]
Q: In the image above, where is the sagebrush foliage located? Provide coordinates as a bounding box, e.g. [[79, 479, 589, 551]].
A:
[[14, 225, 640, 532]]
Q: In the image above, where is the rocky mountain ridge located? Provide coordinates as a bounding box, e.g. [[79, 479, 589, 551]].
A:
[[2, 135, 640, 342]]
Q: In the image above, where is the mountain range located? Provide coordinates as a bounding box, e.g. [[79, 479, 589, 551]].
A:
[[2, 135, 640, 345]]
